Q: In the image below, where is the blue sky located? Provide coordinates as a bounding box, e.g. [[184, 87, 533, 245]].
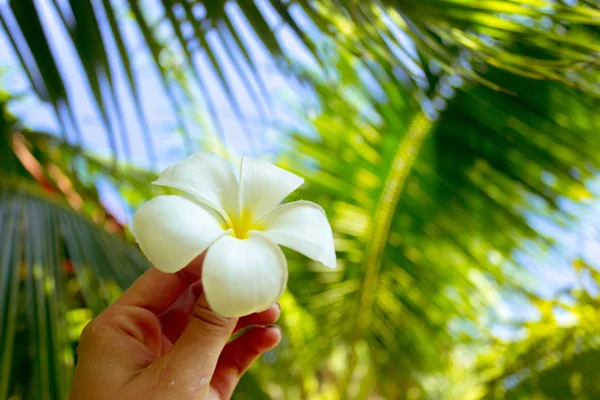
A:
[[0, 0, 315, 169], [0, 0, 321, 223]]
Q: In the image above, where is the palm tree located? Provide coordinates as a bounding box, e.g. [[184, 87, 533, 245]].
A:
[[479, 258, 600, 399], [1, 1, 600, 398]]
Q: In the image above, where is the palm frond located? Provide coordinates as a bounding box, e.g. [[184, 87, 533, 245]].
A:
[[0, 181, 149, 399], [0, 96, 151, 399], [480, 261, 600, 399], [1, 0, 598, 163], [250, 47, 600, 397], [2, 1, 600, 398]]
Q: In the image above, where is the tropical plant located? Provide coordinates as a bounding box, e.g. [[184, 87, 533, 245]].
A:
[[479, 258, 600, 399], [0, 97, 153, 399], [1, 0, 600, 399], [256, 55, 600, 398]]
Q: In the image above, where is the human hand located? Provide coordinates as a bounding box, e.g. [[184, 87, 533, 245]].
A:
[[69, 253, 281, 400]]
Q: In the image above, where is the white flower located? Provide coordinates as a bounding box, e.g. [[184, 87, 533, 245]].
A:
[[131, 152, 336, 317]]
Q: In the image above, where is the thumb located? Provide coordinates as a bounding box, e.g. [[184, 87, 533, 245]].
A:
[[141, 291, 237, 397]]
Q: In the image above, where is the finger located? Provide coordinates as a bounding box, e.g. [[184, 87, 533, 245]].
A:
[[159, 281, 202, 343], [211, 326, 281, 399], [113, 253, 205, 314], [160, 288, 279, 346], [234, 304, 280, 334], [141, 292, 237, 396]]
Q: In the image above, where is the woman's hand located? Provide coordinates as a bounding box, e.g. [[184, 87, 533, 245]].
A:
[[69, 253, 281, 399]]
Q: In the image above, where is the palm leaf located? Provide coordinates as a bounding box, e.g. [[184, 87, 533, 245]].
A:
[[480, 262, 600, 399], [2, 0, 599, 158], [2, 1, 600, 398], [0, 96, 150, 399], [0, 181, 149, 399], [249, 47, 600, 397]]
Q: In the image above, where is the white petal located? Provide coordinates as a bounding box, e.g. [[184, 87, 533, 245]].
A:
[[257, 201, 336, 269], [203, 232, 288, 317], [239, 156, 304, 222], [153, 152, 239, 222], [131, 195, 227, 273]]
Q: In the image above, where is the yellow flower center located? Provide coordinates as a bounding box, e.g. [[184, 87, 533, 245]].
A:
[[230, 211, 255, 239]]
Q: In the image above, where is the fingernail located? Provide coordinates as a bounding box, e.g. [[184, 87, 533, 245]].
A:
[[265, 325, 282, 335]]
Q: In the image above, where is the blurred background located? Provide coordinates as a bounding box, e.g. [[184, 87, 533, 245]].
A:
[[1, 0, 600, 399]]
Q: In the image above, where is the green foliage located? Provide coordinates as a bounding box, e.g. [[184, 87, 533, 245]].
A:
[[480, 261, 600, 399], [1, 1, 600, 399], [1, 0, 598, 157], [242, 46, 599, 397], [0, 98, 152, 399], [0, 182, 149, 399]]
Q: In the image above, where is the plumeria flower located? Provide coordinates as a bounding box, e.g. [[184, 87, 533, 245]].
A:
[[131, 152, 336, 317]]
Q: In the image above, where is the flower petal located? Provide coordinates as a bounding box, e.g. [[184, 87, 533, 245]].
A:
[[153, 152, 239, 222], [132, 195, 227, 273], [257, 201, 336, 269], [203, 232, 288, 317], [239, 156, 304, 222]]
